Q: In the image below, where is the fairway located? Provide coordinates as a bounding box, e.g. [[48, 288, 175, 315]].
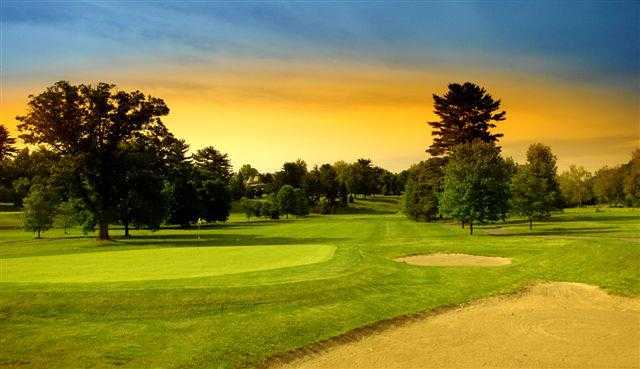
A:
[[0, 198, 638, 369], [1, 244, 336, 283]]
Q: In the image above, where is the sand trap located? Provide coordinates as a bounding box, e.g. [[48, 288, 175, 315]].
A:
[[276, 283, 640, 369], [396, 253, 512, 266]]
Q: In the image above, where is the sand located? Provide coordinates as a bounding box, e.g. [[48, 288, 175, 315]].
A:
[[275, 283, 640, 369], [396, 253, 512, 266]]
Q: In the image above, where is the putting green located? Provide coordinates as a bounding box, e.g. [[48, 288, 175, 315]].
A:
[[1, 244, 336, 283]]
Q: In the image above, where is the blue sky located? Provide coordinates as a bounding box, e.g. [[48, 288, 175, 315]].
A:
[[4, 1, 638, 88]]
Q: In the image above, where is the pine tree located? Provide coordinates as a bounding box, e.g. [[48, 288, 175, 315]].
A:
[[427, 82, 505, 156]]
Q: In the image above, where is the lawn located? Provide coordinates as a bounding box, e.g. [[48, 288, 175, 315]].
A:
[[0, 197, 638, 368]]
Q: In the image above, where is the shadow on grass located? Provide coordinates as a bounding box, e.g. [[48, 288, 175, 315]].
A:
[[116, 233, 349, 247], [161, 219, 297, 230], [488, 227, 618, 237]]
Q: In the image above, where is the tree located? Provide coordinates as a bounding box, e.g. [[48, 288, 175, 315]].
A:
[[117, 141, 170, 237], [261, 196, 280, 219], [167, 158, 201, 227], [347, 159, 375, 197], [238, 164, 259, 183], [276, 185, 296, 218], [304, 166, 323, 205], [592, 166, 625, 206], [55, 199, 86, 234], [280, 160, 307, 188], [511, 144, 561, 229], [198, 178, 231, 222], [427, 82, 506, 156], [0, 124, 17, 161], [293, 188, 310, 217], [193, 146, 232, 183], [404, 158, 446, 221], [559, 165, 593, 207], [240, 198, 262, 221], [381, 171, 400, 195], [623, 149, 640, 206], [318, 164, 339, 204], [22, 183, 57, 238], [17, 81, 171, 240], [439, 141, 511, 235]]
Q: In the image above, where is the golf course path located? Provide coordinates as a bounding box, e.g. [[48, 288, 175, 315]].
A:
[[276, 282, 640, 369]]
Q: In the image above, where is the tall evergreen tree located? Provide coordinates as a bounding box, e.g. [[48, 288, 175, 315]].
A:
[[0, 124, 17, 161], [427, 82, 506, 156]]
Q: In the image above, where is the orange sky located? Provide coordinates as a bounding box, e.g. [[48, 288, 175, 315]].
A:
[[2, 59, 637, 173]]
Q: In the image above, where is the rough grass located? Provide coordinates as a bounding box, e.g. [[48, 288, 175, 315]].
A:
[[0, 197, 638, 369]]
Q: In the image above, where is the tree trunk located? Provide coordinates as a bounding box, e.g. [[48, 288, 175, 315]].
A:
[[461, 221, 465, 229], [36, 229, 41, 239], [98, 222, 109, 240], [469, 221, 473, 235], [529, 217, 533, 230], [124, 221, 130, 239]]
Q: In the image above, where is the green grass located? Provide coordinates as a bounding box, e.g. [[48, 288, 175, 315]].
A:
[[1, 244, 335, 283], [0, 197, 638, 369]]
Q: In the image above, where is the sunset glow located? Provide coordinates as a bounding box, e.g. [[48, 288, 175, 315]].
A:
[[2, 1, 638, 171]]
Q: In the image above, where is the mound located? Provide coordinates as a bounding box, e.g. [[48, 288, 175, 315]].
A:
[[396, 253, 511, 266], [276, 283, 640, 369]]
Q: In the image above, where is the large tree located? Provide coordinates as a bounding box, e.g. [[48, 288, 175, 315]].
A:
[[427, 82, 506, 156], [17, 81, 171, 239], [439, 141, 511, 234], [511, 143, 561, 229], [0, 124, 17, 161]]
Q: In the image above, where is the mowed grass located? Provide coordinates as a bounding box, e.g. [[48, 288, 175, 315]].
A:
[[1, 245, 335, 283], [0, 198, 638, 369]]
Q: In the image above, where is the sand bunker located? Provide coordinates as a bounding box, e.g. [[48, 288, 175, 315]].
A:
[[276, 283, 640, 369], [396, 253, 512, 266]]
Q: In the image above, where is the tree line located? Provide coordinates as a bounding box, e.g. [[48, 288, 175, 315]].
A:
[[0, 81, 637, 238], [0, 81, 406, 239], [404, 82, 639, 233]]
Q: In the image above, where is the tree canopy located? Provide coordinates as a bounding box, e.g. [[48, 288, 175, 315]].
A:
[[511, 143, 561, 229], [16, 81, 172, 239], [439, 141, 511, 234]]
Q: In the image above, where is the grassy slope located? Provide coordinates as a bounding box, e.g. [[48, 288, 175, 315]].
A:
[[0, 198, 638, 368]]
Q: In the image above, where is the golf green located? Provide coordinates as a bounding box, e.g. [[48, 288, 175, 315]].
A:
[[1, 244, 336, 283]]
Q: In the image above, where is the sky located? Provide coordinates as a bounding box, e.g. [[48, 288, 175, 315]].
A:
[[1, 0, 638, 172]]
